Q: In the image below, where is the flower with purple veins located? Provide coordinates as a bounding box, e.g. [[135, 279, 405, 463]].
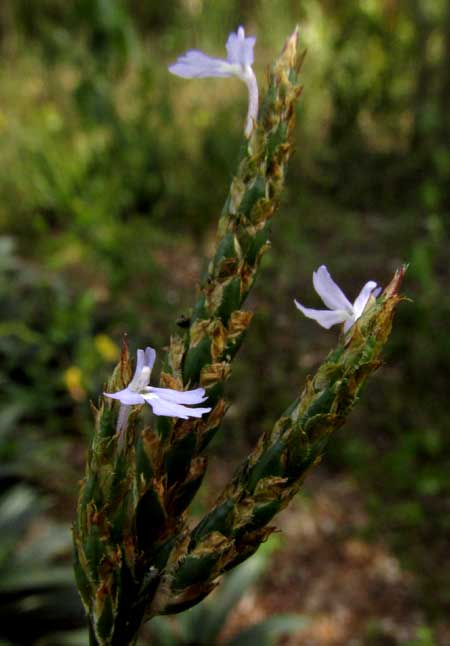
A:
[[294, 265, 380, 333], [168, 26, 258, 138], [104, 346, 211, 445]]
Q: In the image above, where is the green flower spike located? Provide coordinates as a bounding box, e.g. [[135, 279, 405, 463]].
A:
[[150, 266, 406, 616], [73, 24, 404, 646]]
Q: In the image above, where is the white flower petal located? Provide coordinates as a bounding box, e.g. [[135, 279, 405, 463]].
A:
[[241, 67, 258, 138], [294, 300, 349, 329], [169, 50, 235, 78], [146, 386, 207, 405], [134, 349, 145, 379], [116, 405, 131, 441], [313, 265, 353, 313], [143, 393, 211, 419], [226, 26, 256, 65], [104, 389, 145, 406], [343, 316, 357, 333], [352, 280, 378, 319], [128, 347, 155, 391], [144, 347, 156, 372], [144, 395, 188, 419]]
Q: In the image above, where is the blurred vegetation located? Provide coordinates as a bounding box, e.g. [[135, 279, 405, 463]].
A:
[[0, 0, 449, 642]]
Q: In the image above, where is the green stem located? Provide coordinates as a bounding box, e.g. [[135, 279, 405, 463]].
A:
[[89, 621, 99, 646]]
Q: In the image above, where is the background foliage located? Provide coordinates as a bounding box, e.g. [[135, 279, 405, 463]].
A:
[[0, 0, 449, 643]]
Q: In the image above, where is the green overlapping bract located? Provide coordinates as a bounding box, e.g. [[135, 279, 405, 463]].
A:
[[150, 269, 405, 616]]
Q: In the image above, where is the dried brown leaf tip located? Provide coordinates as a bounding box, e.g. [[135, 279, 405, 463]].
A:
[[383, 264, 408, 298]]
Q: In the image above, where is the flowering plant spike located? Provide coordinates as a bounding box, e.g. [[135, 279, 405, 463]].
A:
[[169, 26, 258, 137], [73, 27, 404, 646]]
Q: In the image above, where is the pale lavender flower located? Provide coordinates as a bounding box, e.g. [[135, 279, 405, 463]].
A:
[[104, 347, 211, 446], [168, 26, 258, 138], [294, 265, 380, 333]]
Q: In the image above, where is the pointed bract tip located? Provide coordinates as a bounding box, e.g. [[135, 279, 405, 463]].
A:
[[283, 25, 300, 51], [383, 265, 408, 298], [121, 333, 129, 357]]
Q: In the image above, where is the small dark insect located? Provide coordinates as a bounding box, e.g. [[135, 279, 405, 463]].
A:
[[176, 314, 191, 328]]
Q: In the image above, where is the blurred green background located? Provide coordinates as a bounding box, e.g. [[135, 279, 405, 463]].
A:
[[1, 0, 449, 644]]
